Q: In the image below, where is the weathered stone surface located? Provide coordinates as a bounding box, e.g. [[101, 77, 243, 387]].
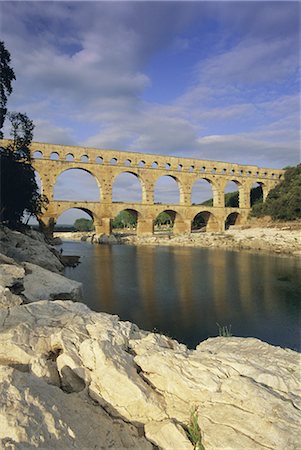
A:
[[0, 301, 299, 450], [0, 366, 153, 450], [0, 226, 64, 273], [22, 263, 82, 302], [0, 264, 24, 291], [144, 420, 193, 450], [0, 286, 23, 309]]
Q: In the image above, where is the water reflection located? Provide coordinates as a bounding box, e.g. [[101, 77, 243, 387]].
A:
[[63, 241, 301, 351]]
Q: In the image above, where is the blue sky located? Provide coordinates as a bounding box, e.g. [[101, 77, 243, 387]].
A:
[[1, 1, 300, 223]]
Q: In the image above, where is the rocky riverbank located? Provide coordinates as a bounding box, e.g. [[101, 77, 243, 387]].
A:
[[55, 224, 301, 257], [122, 226, 301, 257], [1, 225, 300, 449]]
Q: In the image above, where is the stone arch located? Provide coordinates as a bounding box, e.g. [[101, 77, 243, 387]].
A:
[[66, 153, 74, 161], [154, 209, 183, 234], [80, 154, 89, 163], [191, 178, 215, 206], [50, 152, 59, 160], [53, 168, 101, 201], [224, 179, 241, 207], [33, 150, 43, 159], [154, 175, 182, 204], [54, 207, 95, 231], [112, 171, 145, 203], [112, 208, 139, 233], [225, 212, 241, 230], [191, 211, 219, 232]]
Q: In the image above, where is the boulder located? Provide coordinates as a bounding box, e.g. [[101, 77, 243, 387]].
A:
[[0, 226, 64, 273], [0, 301, 299, 450], [22, 263, 82, 303]]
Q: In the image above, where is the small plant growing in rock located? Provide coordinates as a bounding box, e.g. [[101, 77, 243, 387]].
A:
[[216, 323, 232, 337], [186, 407, 205, 450]]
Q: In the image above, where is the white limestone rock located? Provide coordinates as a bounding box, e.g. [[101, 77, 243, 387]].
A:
[[0, 365, 153, 450], [22, 263, 82, 302], [0, 301, 300, 450]]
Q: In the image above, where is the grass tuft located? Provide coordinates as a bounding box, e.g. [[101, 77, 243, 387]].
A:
[[186, 408, 205, 450], [216, 322, 232, 337]]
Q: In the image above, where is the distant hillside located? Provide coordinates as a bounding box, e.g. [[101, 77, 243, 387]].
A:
[[251, 164, 301, 220]]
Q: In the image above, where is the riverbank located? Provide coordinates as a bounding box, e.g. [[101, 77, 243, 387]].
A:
[[0, 225, 300, 449], [55, 225, 301, 257]]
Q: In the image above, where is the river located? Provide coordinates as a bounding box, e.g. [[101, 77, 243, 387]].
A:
[[61, 240, 301, 351]]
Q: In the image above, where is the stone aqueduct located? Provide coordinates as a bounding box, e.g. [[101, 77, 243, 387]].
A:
[[3, 140, 284, 236]]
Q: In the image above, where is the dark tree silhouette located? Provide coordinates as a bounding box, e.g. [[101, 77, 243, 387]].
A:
[[0, 42, 48, 228]]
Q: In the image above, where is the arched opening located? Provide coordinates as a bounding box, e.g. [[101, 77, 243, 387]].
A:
[[112, 208, 138, 234], [250, 182, 264, 206], [154, 210, 176, 233], [191, 211, 218, 232], [110, 157, 117, 166], [225, 212, 241, 230], [138, 160, 145, 168], [33, 150, 43, 159], [54, 168, 100, 201], [124, 159, 131, 167], [112, 172, 143, 203], [55, 208, 94, 232], [224, 180, 240, 207], [154, 175, 181, 204], [192, 212, 209, 232], [96, 156, 103, 164], [50, 152, 59, 160], [151, 161, 158, 169], [80, 155, 89, 163], [66, 153, 74, 162], [191, 179, 214, 206]]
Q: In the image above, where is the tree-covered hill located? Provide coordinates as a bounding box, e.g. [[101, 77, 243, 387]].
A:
[[251, 164, 301, 220]]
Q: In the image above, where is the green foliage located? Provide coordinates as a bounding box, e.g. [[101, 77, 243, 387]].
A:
[[216, 323, 232, 337], [0, 41, 15, 138], [251, 165, 301, 220], [155, 211, 173, 226], [112, 210, 137, 229], [0, 42, 47, 228], [73, 218, 94, 231], [186, 408, 205, 450], [201, 198, 213, 206]]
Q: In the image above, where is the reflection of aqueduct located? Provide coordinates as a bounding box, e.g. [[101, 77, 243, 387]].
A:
[[4, 140, 284, 235]]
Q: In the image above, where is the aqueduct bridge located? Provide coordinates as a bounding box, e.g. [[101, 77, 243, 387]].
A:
[[2, 140, 284, 236]]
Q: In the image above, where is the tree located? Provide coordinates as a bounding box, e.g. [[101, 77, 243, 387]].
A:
[[74, 218, 94, 231], [0, 42, 48, 228], [0, 41, 15, 138], [112, 211, 137, 229], [251, 165, 301, 220]]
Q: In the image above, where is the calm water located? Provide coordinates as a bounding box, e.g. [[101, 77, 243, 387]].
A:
[[61, 241, 301, 351]]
